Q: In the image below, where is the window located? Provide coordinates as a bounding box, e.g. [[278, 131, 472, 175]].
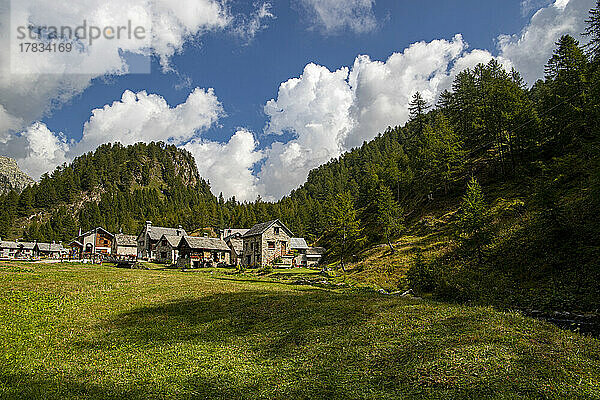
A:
[[274, 227, 280, 234], [268, 241, 275, 250]]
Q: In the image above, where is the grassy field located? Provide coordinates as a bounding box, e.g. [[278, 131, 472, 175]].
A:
[[0, 262, 599, 399]]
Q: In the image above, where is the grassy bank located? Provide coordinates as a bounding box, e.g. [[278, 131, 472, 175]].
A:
[[0, 262, 599, 399]]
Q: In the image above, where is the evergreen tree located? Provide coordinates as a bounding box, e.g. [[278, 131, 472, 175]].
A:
[[457, 178, 490, 263], [408, 91, 430, 137], [326, 192, 363, 271], [375, 185, 403, 252], [584, 0, 600, 62]]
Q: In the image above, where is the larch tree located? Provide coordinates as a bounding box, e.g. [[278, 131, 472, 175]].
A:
[[327, 191, 363, 271], [375, 185, 404, 252]]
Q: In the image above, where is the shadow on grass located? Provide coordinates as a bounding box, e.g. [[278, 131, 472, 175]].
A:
[[4, 289, 598, 399]]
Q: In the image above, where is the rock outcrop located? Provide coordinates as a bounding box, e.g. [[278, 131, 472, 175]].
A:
[[0, 156, 34, 194]]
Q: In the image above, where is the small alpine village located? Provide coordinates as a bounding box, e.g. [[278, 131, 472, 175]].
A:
[[0, 220, 325, 269]]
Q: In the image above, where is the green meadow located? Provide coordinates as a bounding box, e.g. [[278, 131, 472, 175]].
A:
[[1, 262, 599, 399]]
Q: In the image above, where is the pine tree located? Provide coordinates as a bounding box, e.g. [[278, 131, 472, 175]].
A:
[[375, 185, 403, 252], [327, 192, 363, 271], [584, 0, 600, 63], [457, 177, 490, 263], [408, 91, 430, 137]]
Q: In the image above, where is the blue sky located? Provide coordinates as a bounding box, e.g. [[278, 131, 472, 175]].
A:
[[0, 0, 594, 200], [44, 0, 527, 143]]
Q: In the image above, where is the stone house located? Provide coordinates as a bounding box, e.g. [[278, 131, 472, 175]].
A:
[[302, 247, 326, 267], [0, 241, 16, 258], [177, 236, 231, 268], [34, 242, 66, 259], [112, 234, 138, 258], [137, 221, 186, 261], [155, 235, 182, 264], [15, 241, 36, 259], [241, 220, 294, 267], [70, 227, 114, 259], [0, 241, 18, 259]]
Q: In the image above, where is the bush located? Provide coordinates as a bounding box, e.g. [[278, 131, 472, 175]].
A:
[[406, 252, 436, 293]]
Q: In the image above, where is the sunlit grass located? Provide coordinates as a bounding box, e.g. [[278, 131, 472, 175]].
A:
[[0, 261, 598, 399]]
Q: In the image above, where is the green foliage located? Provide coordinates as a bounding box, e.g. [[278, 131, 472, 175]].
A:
[[406, 251, 435, 293], [326, 192, 364, 270], [375, 185, 403, 251], [457, 178, 490, 262]]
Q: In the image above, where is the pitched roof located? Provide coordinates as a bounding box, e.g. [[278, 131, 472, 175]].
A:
[[222, 228, 249, 239], [180, 236, 230, 251], [226, 237, 243, 254], [80, 227, 113, 239], [114, 234, 137, 247], [0, 241, 18, 249], [242, 220, 293, 238], [16, 242, 36, 250], [36, 243, 65, 253], [290, 237, 309, 250], [146, 226, 187, 241], [160, 235, 182, 248], [306, 247, 326, 256]]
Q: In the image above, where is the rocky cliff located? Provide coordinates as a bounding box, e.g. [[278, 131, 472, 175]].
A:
[[0, 156, 34, 193]]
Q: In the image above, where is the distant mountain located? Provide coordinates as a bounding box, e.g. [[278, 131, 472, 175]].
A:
[[0, 142, 220, 242], [0, 156, 34, 194]]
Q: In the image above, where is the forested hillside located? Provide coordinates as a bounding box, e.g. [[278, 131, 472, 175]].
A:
[[1, 2, 599, 311]]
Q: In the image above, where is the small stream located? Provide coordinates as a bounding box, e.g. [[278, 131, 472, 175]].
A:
[[524, 310, 600, 337]]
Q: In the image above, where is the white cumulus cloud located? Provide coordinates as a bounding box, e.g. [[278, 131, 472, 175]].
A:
[[184, 129, 264, 201], [72, 88, 223, 155], [0, 122, 70, 180], [498, 0, 595, 85]]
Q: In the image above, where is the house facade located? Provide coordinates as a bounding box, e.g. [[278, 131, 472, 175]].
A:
[[298, 247, 326, 267], [241, 220, 294, 267], [137, 221, 186, 261], [155, 235, 182, 264], [15, 242, 36, 259], [70, 227, 114, 259], [34, 242, 66, 259], [112, 234, 138, 258], [177, 236, 231, 268], [0, 241, 18, 259]]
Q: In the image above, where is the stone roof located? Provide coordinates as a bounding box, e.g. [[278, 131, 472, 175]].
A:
[[306, 247, 326, 257], [181, 236, 230, 251], [35, 243, 64, 252], [243, 220, 293, 238], [161, 235, 182, 248], [147, 226, 187, 241], [79, 227, 114, 239], [0, 241, 18, 249], [226, 237, 243, 254], [222, 228, 249, 240], [16, 242, 36, 250], [290, 237, 309, 250], [114, 234, 137, 247]]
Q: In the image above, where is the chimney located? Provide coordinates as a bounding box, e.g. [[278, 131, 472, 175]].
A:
[[146, 221, 152, 232], [177, 225, 183, 236]]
